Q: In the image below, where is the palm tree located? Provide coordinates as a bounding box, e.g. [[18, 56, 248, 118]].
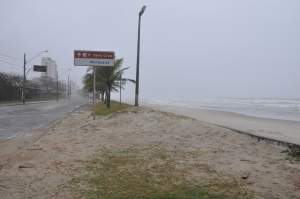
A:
[[83, 58, 135, 108]]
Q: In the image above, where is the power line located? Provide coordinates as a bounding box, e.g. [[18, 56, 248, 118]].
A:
[[0, 52, 22, 62], [0, 59, 22, 69]]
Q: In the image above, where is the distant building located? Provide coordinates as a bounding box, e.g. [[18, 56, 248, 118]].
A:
[[41, 57, 57, 79]]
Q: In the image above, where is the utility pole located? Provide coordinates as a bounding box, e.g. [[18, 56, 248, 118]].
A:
[[56, 71, 59, 102], [21, 50, 48, 104], [67, 74, 70, 99], [135, 5, 146, 107], [46, 75, 49, 100], [22, 53, 26, 104], [69, 79, 71, 98]]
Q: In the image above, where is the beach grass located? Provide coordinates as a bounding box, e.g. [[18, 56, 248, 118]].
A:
[[283, 145, 300, 161], [71, 147, 252, 199], [95, 101, 130, 116]]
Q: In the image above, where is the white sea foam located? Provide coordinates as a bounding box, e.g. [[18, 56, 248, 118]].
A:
[[143, 98, 300, 122]]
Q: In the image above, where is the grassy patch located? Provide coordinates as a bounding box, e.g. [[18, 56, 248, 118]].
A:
[[282, 145, 300, 162], [71, 147, 252, 199], [95, 101, 130, 116]]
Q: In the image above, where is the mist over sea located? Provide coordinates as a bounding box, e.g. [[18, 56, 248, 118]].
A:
[[143, 98, 300, 122]]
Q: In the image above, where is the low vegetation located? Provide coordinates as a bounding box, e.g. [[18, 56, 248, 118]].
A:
[[71, 146, 252, 199], [95, 101, 130, 116], [283, 145, 300, 162]]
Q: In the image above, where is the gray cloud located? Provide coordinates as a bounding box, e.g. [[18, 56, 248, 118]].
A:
[[1, 0, 299, 100]]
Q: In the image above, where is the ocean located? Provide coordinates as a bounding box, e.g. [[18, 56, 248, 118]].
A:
[[143, 98, 300, 122]]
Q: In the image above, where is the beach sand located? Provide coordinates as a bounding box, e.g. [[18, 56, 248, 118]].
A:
[[0, 106, 299, 198], [147, 104, 300, 146]]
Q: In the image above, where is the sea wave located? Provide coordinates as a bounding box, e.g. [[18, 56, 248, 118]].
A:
[[143, 98, 300, 122]]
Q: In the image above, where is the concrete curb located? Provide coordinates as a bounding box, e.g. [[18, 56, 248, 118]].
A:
[[0, 101, 50, 107], [216, 124, 300, 148]]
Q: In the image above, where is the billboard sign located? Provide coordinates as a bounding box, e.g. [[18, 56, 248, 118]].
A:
[[74, 50, 115, 67], [33, 65, 47, 72]]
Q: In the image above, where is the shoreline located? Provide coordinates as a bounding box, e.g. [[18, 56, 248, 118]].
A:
[[142, 98, 300, 122], [145, 103, 300, 146]]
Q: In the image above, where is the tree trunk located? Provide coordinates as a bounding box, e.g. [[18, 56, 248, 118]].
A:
[[104, 91, 107, 104], [106, 87, 111, 108], [100, 91, 104, 103]]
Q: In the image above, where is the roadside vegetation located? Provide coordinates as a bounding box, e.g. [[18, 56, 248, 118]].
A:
[[71, 147, 252, 199], [0, 72, 67, 102], [95, 101, 130, 116], [283, 145, 300, 162]]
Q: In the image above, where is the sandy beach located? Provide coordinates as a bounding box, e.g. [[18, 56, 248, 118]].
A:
[[0, 106, 299, 198], [146, 104, 300, 146]]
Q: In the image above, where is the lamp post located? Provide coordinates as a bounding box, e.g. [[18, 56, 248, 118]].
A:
[[134, 5, 146, 107], [58, 68, 71, 99], [67, 68, 72, 99], [22, 50, 48, 104]]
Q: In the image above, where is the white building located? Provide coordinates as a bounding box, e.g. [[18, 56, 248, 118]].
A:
[[41, 57, 57, 79]]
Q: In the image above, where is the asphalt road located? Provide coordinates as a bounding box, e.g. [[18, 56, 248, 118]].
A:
[[0, 96, 88, 139]]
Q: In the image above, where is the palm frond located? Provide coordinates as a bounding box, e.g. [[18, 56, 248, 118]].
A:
[[82, 58, 134, 95]]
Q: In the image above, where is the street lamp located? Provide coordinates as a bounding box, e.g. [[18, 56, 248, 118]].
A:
[[22, 50, 48, 104], [134, 5, 146, 107], [66, 68, 72, 99], [59, 68, 72, 99]]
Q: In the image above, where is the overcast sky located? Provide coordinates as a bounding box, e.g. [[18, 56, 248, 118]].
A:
[[1, 0, 299, 100]]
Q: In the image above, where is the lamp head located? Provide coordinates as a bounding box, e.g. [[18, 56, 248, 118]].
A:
[[139, 5, 146, 16]]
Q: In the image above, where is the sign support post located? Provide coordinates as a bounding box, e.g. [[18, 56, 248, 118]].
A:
[[93, 66, 96, 120], [119, 73, 122, 105]]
